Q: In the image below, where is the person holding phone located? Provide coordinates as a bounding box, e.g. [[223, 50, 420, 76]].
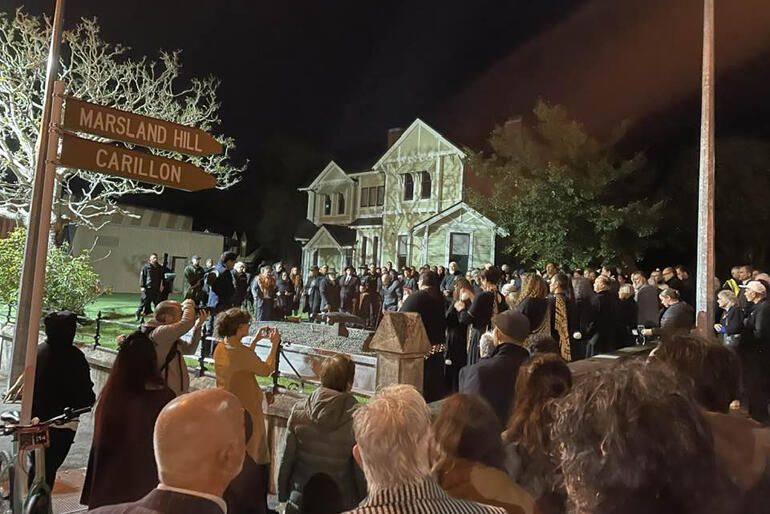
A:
[[213, 309, 281, 514]]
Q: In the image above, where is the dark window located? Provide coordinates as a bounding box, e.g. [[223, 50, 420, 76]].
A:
[[404, 174, 414, 201], [312, 250, 319, 266], [372, 236, 379, 266], [420, 171, 431, 199], [361, 237, 368, 266], [360, 187, 369, 207], [337, 192, 345, 214], [376, 185, 385, 206], [323, 195, 331, 215], [397, 235, 409, 269], [449, 233, 470, 274]]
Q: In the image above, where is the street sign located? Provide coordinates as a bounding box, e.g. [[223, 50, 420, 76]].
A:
[[61, 97, 223, 157], [59, 133, 217, 192]]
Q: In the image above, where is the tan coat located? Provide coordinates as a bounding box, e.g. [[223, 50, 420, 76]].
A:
[[214, 342, 275, 464]]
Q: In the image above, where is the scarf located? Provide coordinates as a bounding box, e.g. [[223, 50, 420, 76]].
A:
[[554, 294, 571, 361]]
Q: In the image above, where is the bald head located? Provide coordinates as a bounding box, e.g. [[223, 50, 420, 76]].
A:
[[154, 389, 245, 496]]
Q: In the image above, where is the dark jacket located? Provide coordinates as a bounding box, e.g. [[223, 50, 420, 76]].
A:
[[582, 290, 617, 354], [183, 264, 206, 302], [277, 387, 365, 514], [441, 270, 463, 296], [232, 271, 250, 306], [615, 297, 638, 348], [635, 284, 660, 328], [459, 343, 530, 427], [651, 301, 695, 337], [207, 263, 235, 309], [720, 304, 743, 347], [319, 278, 341, 312], [381, 279, 401, 310], [88, 488, 224, 514], [399, 288, 447, 346], [679, 277, 696, 307], [139, 263, 164, 293], [32, 312, 95, 423], [517, 297, 548, 333], [339, 274, 360, 310], [745, 299, 770, 351]]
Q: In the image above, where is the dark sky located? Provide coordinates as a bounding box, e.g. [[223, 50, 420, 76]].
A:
[[7, 0, 770, 259]]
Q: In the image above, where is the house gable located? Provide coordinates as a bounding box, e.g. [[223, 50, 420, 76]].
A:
[[372, 119, 465, 169], [303, 161, 353, 192]]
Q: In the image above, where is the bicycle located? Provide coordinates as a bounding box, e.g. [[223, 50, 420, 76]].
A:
[[0, 406, 91, 514]]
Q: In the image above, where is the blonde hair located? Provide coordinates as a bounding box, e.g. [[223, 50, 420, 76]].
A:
[[517, 273, 548, 305], [717, 289, 736, 306], [619, 284, 634, 299]]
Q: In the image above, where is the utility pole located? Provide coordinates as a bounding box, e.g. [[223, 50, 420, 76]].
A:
[[695, 0, 715, 334]]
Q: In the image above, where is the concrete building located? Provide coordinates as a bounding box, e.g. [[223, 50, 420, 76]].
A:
[[295, 119, 506, 276]]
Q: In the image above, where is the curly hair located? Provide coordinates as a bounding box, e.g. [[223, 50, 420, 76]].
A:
[[551, 360, 732, 514], [516, 273, 548, 305], [215, 308, 252, 338]]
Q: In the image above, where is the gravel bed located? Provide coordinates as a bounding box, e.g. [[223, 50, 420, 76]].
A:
[[249, 320, 374, 355]]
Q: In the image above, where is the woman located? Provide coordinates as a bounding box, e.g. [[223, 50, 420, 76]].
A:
[[290, 266, 304, 316], [276, 270, 295, 320], [278, 354, 365, 513], [516, 273, 549, 345], [457, 267, 507, 365], [357, 277, 382, 330], [714, 289, 742, 347], [214, 309, 281, 514], [81, 331, 175, 508], [445, 278, 474, 392], [615, 284, 638, 349], [547, 273, 578, 361], [433, 394, 536, 514], [503, 354, 572, 514]]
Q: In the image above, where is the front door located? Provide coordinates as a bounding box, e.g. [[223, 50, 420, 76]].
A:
[[397, 235, 409, 270], [449, 233, 470, 273]]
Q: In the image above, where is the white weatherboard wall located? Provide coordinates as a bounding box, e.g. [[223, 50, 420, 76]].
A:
[[71, 224, 224, 293]]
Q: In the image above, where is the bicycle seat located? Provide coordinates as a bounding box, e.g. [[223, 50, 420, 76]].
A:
[[0, 411, 19, 425]]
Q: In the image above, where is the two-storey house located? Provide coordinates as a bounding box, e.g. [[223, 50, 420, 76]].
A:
[[295, 119, 506, 277]]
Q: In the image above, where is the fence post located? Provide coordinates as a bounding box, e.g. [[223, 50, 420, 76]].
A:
[[92, 310, 102, 348]]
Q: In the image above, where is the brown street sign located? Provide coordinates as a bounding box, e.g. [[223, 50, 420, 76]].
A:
[[59, 133, 217, 192], [61, 97, 223, 157]]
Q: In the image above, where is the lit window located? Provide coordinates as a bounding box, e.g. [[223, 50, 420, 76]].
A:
[[324, 195, 331, 215], [404, 174, 414, 201], [420, 171, 431, 199]]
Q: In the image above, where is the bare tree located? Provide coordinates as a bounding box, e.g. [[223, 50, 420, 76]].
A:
[[0, 8, 245, 228]]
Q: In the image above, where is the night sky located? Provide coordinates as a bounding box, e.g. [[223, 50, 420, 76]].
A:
[[7, 0, 770, 264]]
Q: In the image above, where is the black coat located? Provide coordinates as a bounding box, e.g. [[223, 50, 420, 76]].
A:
[[459, 343, 530, 427], [338, 275, 360, 310], [139, 263, 164, 293], [440, 271, 462, 296], [582, 290, 618, 354], [400, 288, 447, 403], [232, 271, 250, 306], [679, 277, 696, 308], [381, 279, 401, 310], [615, 297, 638, 348], [207, 263, 236, 310], [651, 301, 695, 337], [319, 278, 341, 312], [517, 297, 548, 332], [88, 489, 223, 514], [745, 299, 770, 351]]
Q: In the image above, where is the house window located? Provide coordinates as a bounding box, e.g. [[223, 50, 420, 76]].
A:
[[420, 171, 431, 199], [372, 236, 379, 266], [376, 185, 385, 206], [360, 187, 369, 207], [449, 233, 470, 274], [323, 195, 331, 215], [337, 192, 345, 214], [397, 235, 409, 270], [361, 237, 368, 266], [312, 250, 319, 266], [403, 174, 414, 201]]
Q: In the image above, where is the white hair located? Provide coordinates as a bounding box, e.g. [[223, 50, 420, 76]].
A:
[[352, 384, 431, 492], [479, 331, 496, 358]]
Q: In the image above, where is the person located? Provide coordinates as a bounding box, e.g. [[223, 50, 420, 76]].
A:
[[142, 299, 207, 396], [714, 289, 742, 347], [502, 354, 572, 513], [723, 266, 741, 296], [290, 266, 304, 316], [479, 331, 496, 358], [346, 384, 506, 514], [213, 309, 281, 514], [136, 253, 165, 320], [515, 274, 549, 346], [432, 394, 536, 514], [183, 255, 207, 306], [649, 268, 665, 290], [304, 266, 322, 320], [441, 261, 463, 304], [649, 334, 770, 513], [81, 331, 176, 509], [661, 266, 683, 293], [742, 280, 770, 423], [552, 360, 734, 514], [88, 389, 247, 514], [615, 284, 638, 348], [642, 288, 694, 339], [445, 278, 474, 392], [276, 270, 295, 320], [547, 273, 578, 361], [380, 272, 400, 312], [458, 267, 507, 365], [278, 354, 365, 513], [319, 268, 341, 314], [298, 474, 344, 514], [232, 262, 250, 308], [631, 271, 659, 328], [252, 265, 277, 322], [204, 251, 238, 356], [339, 267, 360, 314], [459, 310, 531, 427], [600, 265, 619, 295], [581, 276, 618, 357], [30, 311, 95, 491], [402, 267, 418, 297], [399, 270, 447, 403], [676, 265, 696, 307], [357, 277, 382, 330], [526, 333, 560, 356]]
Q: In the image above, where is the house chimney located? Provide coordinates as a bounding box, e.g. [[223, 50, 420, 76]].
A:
[[387, 127, 404, 149]]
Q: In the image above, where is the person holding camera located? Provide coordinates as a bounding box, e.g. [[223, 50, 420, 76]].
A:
[[213, 309, 281, 514]]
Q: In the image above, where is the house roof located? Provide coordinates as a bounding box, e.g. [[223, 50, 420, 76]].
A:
[[372, 118, 466, 169], [410, 201, 509, 237], [294, 218, 319, 241], [349, 217, 383, 227], [300, 161, 353, 191], [322, 224, 357, 247]]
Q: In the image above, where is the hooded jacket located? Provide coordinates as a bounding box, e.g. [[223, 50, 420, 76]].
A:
[[277, 387, 365, 513]]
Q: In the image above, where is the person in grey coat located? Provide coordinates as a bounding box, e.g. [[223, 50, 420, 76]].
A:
[[278, 354, 365, 513], [643, 288, 694, 338], [631, 271, 661, 328]]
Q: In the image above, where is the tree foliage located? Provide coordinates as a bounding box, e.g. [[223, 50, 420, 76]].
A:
[[0, 227, 103, 313], [0, 8, 245, 228], [468, 100, 664, 269]]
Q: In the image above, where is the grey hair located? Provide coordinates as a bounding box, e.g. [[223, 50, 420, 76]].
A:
[[154, 300, 182, 322], [352, 384, 431, 492], [716, 289, 736, 305], [479, 331, 496, 358]]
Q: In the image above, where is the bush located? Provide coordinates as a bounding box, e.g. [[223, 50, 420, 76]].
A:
[[0, 227, 104, 313]]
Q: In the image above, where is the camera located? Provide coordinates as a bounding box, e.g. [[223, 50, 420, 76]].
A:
[[635, 324, 647, 345]]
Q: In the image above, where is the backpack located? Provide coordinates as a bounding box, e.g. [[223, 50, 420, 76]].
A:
[[141, 325, 183, 392]]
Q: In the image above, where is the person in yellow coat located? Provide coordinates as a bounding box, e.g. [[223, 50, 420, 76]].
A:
[[214, 307, 280, 514]]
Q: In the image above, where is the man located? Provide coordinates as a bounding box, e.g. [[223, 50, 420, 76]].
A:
[[399, 270, 447, 403], [252, 265, 276, 322], [89, 389, 246, 514], [136, 253, 165, 320], [183, 255, 207, 306], [600, 265, 619, 295], [320, 268, 341, 313], [381, 273, 400, 312], [738, 264, 755, 308], [158, 254, 174, 303], [459, 310, 531, 426], [642, 288, 694, 339], [440, 261, 463, 302], [31, 312, 95, 491], [661, 266, 683, 293], [722, 266, 741, 295], [204, 252, 238, 357], [232, 262, 250, 308], [143, 299, 207, 396], [305, 266, 322, 320], [339, 267, 360, 314], [743, 280, 770, 423], [545, 262, 557, 281], [581, 276, 618, 357], [675, 265, 695, 307], [346, 385, 506, 514], [632, 271, 660, 328]]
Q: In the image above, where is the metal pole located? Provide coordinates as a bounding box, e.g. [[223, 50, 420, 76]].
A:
[[695, 0, 715, 333], [9, 0, 67, 412]]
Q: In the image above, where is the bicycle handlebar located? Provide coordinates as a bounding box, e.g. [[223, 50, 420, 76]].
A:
[[0, 406, 92, 434]]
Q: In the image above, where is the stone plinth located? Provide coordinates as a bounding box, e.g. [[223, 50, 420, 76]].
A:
[[368, 311, 430, 392]]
